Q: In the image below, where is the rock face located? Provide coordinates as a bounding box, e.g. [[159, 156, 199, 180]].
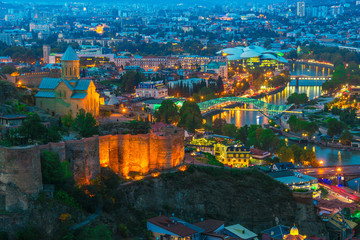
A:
[[114, 167, 326, 237]]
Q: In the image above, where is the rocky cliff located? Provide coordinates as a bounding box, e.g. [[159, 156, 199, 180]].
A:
[[0, 166, 327, 239], [110, 166, 327, 237]]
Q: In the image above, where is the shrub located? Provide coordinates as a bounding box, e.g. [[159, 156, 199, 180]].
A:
[[0, 231, 8, 240], [54, 190, 81, 209], [16, 225, 42, 240]]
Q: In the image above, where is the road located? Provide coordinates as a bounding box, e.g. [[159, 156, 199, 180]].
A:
[[297, 165, 360, 177], [320, 183, 360, 203]]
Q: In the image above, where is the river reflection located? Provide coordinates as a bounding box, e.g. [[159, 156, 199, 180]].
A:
[[206, 83, 360, 166], [292, 143, 360, 167], [208, 85, 322, 127]]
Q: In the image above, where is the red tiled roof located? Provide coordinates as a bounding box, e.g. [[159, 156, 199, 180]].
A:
[[193, 219, 224, 233], [315, 199, 359, 213], [148, 216, 197, 237]]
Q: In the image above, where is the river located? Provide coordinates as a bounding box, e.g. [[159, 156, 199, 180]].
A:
[[208, 84, 322, 127], [206, 63, 360, 165]]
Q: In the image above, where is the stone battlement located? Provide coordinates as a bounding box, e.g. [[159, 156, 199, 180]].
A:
[[0, 129, 184, 210]]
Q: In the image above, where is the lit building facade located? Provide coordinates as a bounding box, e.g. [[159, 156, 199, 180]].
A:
[[135, 81, 168, 98], [214, 144, 251, 168]]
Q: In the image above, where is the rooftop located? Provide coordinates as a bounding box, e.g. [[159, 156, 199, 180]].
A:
[[61, 46, 80, 61]]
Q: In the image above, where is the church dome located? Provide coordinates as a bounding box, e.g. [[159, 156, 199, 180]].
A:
[[290, 226, 299, 236]]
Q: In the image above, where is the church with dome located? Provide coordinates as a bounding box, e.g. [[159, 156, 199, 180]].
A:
[[35, 46, 100, 118], [283, 225, 306, 240]]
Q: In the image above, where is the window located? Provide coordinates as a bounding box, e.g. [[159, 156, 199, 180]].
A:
[[69, 67, 72, 75], [241, 154, 244, 157]]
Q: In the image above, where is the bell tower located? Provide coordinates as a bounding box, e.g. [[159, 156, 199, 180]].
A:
[[61, 46, 80, 81]]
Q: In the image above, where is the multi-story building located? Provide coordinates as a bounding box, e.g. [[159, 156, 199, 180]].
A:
[[114, 55, 227, 72], [43, 45, 50, 64], [214, 144, 251, 168], [297, 2, 306, 17], [135, 81, 168, 98]]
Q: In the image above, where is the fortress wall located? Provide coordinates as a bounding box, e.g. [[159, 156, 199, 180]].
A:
[[16, 72, 61, 88], [65, 139, 86, 184], [39, 142, 66, 162], [0, 145, 42, 211], [0, 129, 184, 210], [171, 130, 185, 167], [65, 136, 100, 184], [155, 135, 173, 170], [0, 146, 42, 194], [83, 136, 101, 182]]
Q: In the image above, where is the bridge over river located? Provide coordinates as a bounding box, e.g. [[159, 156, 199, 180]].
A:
[[297, 165, 360, 185], [198, 97, 295, 117]]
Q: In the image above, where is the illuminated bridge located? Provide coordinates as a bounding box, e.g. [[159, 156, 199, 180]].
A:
[[198, 97, 296, 117]]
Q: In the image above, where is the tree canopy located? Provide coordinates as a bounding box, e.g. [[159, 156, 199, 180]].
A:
[[178, 101, 203, 133], [72, 109, 98, 138], [154, 100, 180, 124]]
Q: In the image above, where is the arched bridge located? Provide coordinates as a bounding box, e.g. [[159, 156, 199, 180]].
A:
[[197, 97, 295, 117]]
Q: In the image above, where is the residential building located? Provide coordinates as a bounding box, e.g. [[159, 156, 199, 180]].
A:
[[224, 224, 257, 240], [326, 213, 357, 240], [261, 225, 291, 240], [43, 45, 50, 64], [0, 114, 27, 127], [271, 162, 295, 171], [147, 216, 203, 240], [297, 2, 306, 17], [267, 170, 318, 190], [35, 46, 100, 118], [135, 81, 168, 98], [214, 144, 251, 168]]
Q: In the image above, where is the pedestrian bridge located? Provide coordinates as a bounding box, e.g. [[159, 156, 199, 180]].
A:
[[198, 97, 295, 117]]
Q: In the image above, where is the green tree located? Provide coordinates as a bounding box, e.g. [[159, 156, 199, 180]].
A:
[[41, 150, 71, 185], [72, 109, 98, 138], [154, 100, 180, 124], [327, 118, 345, 138], [1, 64, 17, 74], [236, 125, 249, 145], [62, 113, 73, 129], [221, 124, 237, 138], [212, 118, 227, 134], [287, 93, 308, 105], [340, 129, 353, 145], [290, 144, 303, 164], [120, 70, 146, 93], [278, 146, 294, 163], [178, 101, 203, 133], [78, 225, 112, 240]]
